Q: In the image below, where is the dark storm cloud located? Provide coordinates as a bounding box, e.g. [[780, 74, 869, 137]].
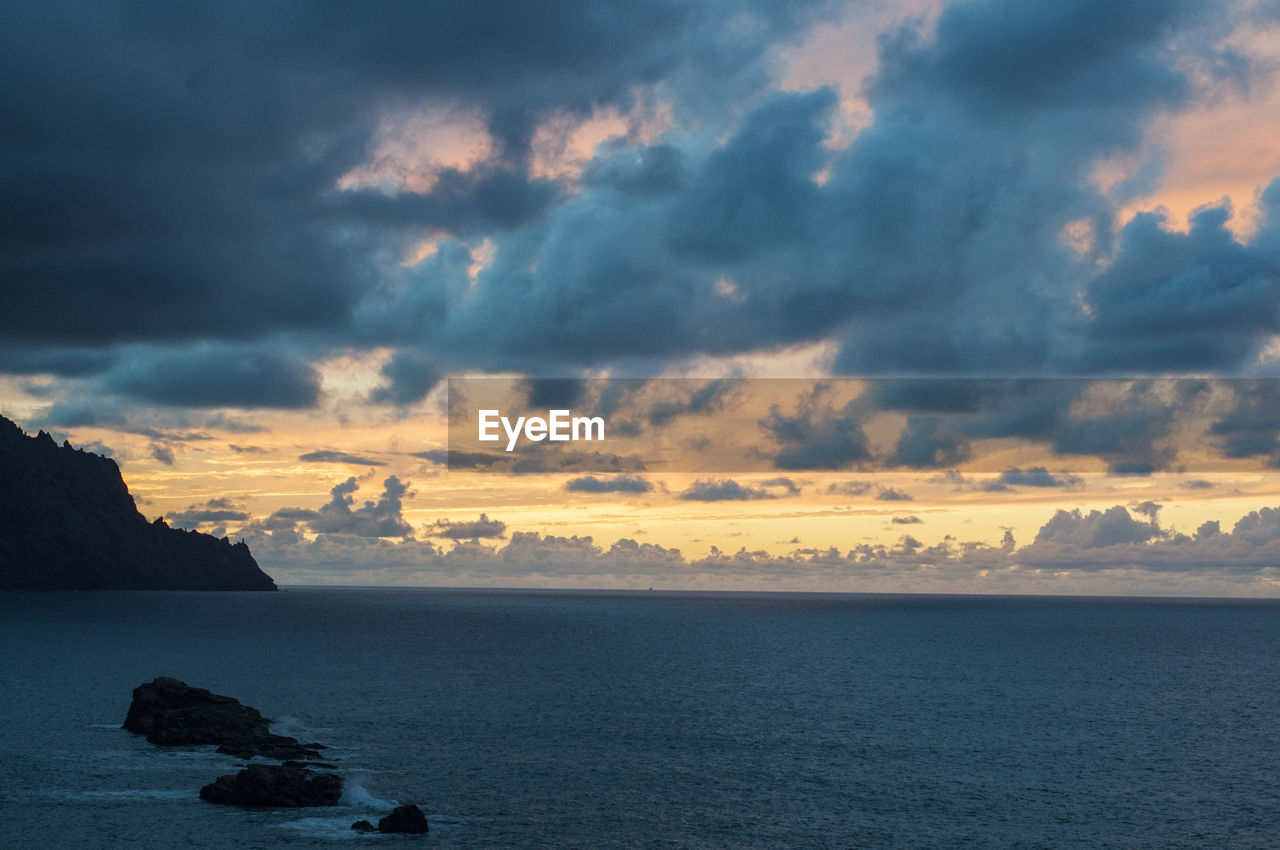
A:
[[866, 379, 1203, 472], [0, 346, 116, 377], [34, 401, 219, 443], [757, 395, 873, 471], [1078, 193, 1280, 372], [1047, 381, 1192, 472], [828, 0, 1218, 374], [0, 0, 831, 379], [522, 378, 588, 410], [583, 142, 685, 196], [1208, 381, 1280, 465], [3, 0, 1275, 397], [369, 351, 441, 406], [105, 346, 322, 409], [299, 450, 386, 466], [890, 418, 970, 469], [336, 169, 562, 236], [565, 475, 654, 494]]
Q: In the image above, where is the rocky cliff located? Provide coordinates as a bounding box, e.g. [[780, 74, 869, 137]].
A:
[[0, 415, 276, 590]]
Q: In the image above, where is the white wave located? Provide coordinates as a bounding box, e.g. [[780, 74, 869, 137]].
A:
[[268, 715, 311, 739], [275, 815, 384, 841], [62, 789, 192, 801], [339, 779, 396, 809]]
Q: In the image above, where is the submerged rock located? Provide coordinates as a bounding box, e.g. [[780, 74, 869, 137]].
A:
[[122, 677, 322, 761], [378, 804, 430, 834], [351, 820, 375, 832], [199, 764, 343, 808]]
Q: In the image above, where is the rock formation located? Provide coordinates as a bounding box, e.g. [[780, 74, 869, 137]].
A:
[[123, 677, 323, 761], [125, 677, 427, 829], [376, 804, 431, 834], [0, 415, 275, 590], [199, 764, 344, 808]]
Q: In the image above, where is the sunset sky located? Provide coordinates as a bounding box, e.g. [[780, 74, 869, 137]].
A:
[[5, 0, 1280, 594]]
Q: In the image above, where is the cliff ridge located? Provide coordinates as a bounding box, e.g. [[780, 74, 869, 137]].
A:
[[0, 415, 276, 590]]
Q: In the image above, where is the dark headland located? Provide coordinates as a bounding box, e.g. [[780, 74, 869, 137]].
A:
[[0, 414, 275, 591]]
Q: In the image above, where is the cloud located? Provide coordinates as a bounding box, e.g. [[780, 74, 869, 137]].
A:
[[238, 497, 1280, 591], [150, 444, 175, 465], [565, 475, 654, 494], [760, 477, 801, 496], [2, 0, 1278, 405], [0, 0, 833, 378], [299, 450, 386, 466], [169, 498, 250, 528], [522, 378, 589, 410], [826, 480, 874, 496], [1208, 381, 1280, 466], [647, 380, 736, 427], [257, 476, 414, 539], [680, 478, 778, 501], [413, 449, 505, 468], [1079, 193, 1280, 372], [891, 515, 923, 524], [991, 467, 1083, 489], [890, 417, 970, 468], [369, 351, 441, 406], [875, 487, 913, 502], [1012, 503, 1280, 573], [1031, 505, 1164, 548], [106, 346, 322, 409], [758, 393, 873, 470], [309, 476, 414, 538], [428, 513, 507, 539]]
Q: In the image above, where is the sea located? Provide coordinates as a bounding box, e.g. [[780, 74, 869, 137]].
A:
[[2, 588, 1279, 848]]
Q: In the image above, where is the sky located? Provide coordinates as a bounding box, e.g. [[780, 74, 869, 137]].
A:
[[5, 0, 1280, 594]]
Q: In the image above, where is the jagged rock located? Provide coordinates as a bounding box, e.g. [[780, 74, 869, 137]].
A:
[[378, 804, 429, 834], [123, 677, 322, 760], [282, 759, 338, 770], [0, 414, 275, 590], [351, 820, 375, 832], [199, 764, 343, 808]]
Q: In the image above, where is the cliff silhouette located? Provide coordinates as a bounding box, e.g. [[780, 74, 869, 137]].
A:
[[0, 415, 276, 590]]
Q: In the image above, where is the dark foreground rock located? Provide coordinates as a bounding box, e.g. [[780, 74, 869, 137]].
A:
[[351, 820, 375, 832], [378, 804, 430, 834], [200, 764, 343, 808], [0, 414, 276, 591], [122, 677, 323, 761]]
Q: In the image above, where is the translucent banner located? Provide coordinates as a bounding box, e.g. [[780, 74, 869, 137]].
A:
[[440, 377, 1280, 474]]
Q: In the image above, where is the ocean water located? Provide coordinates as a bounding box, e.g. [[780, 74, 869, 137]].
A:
[[2, 589, 1280, 848]]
